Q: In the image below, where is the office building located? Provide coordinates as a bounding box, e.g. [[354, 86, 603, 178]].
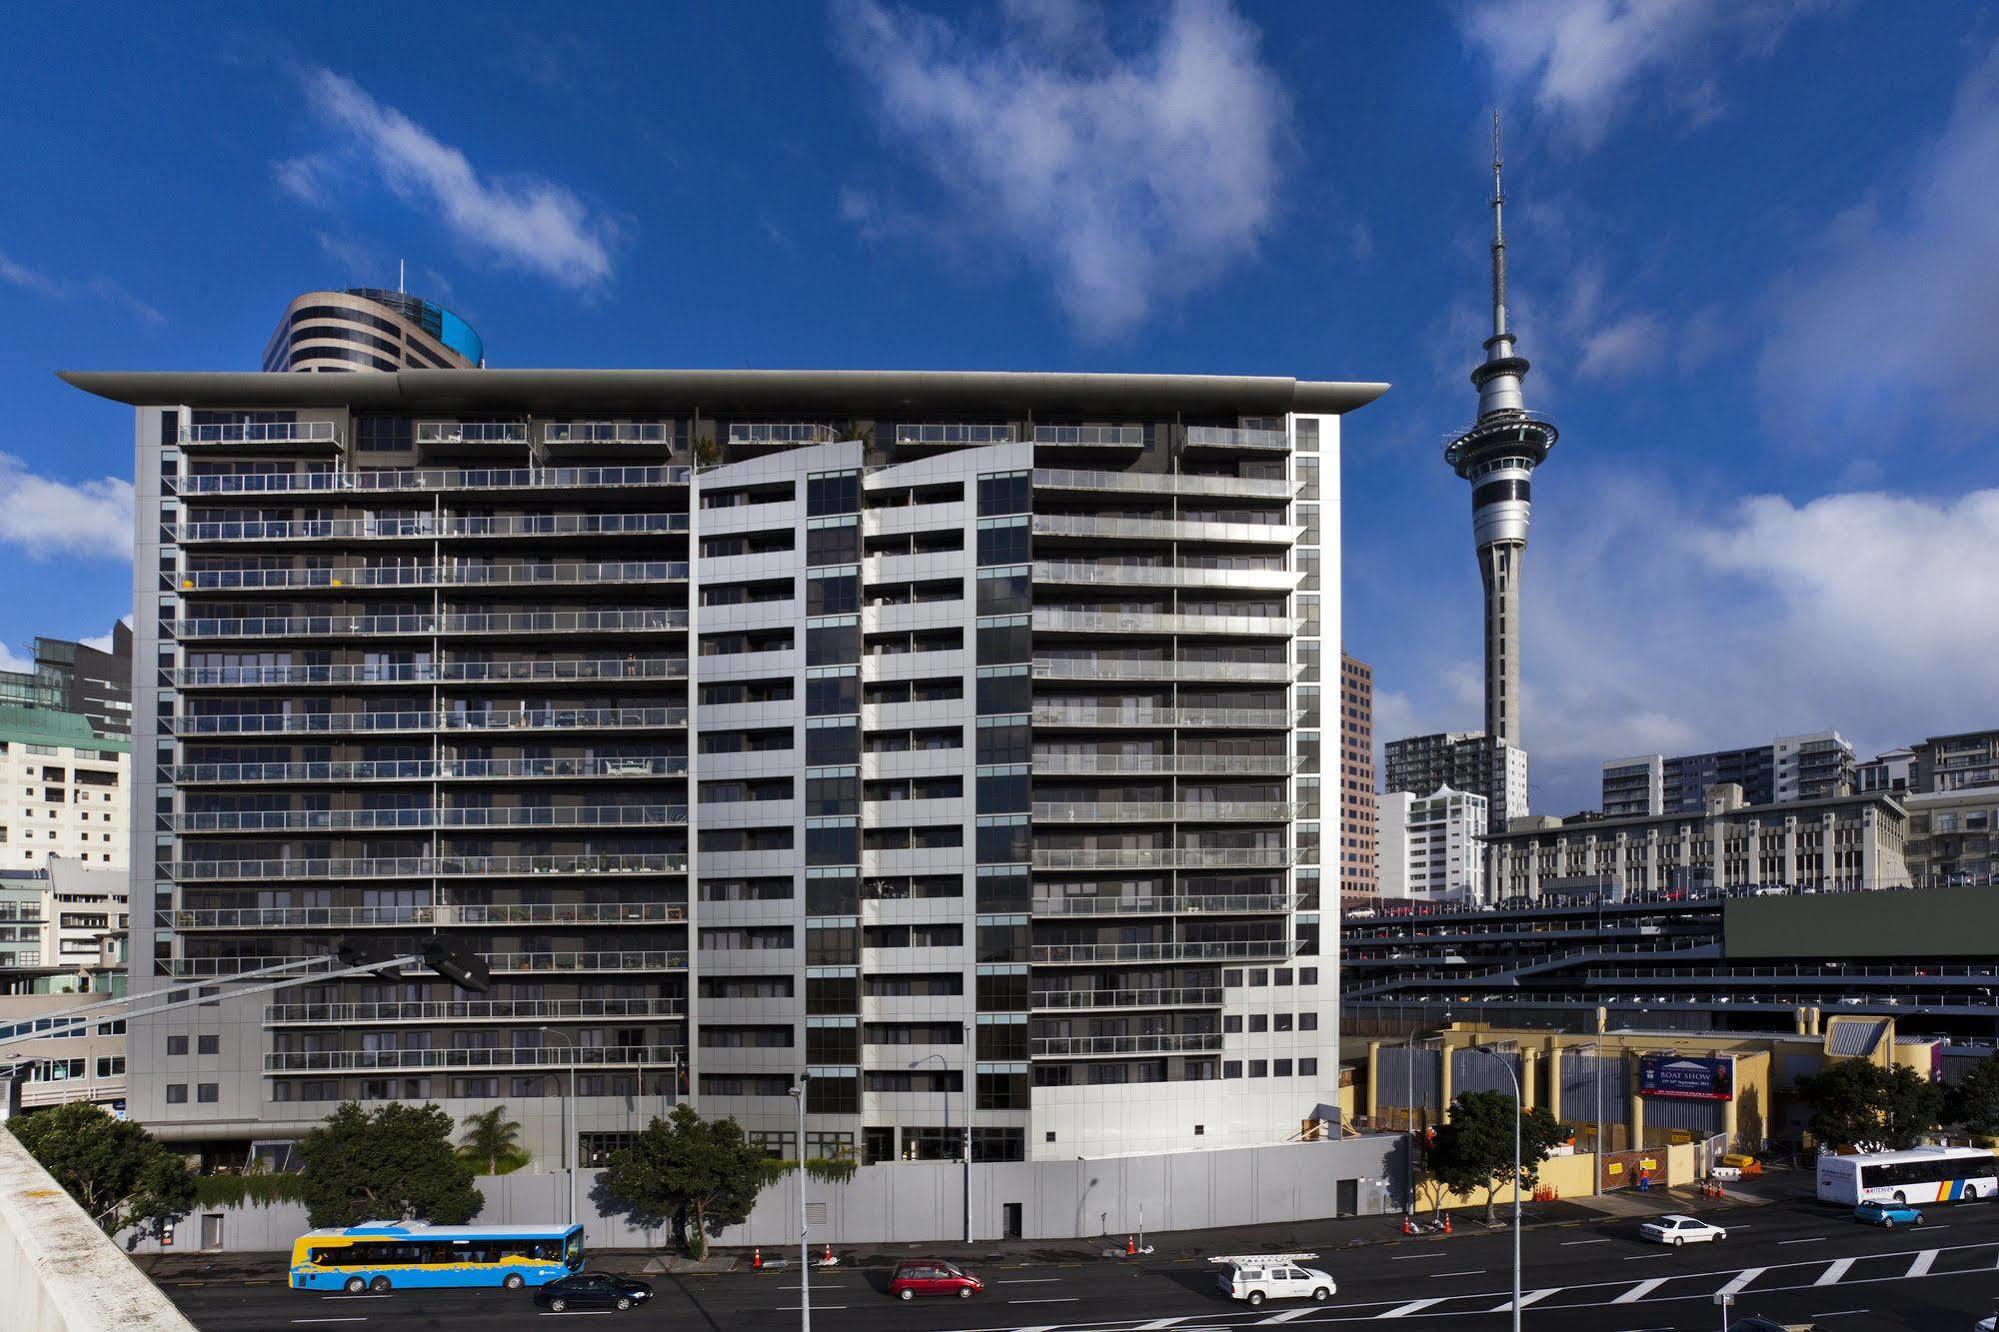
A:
[[0, 705, 129, 871], [1911, 730, 1999, 794], [1904, 786, 1999, 887], [1600, 732, 1855, 816], [1375, 785, 1486, 903], [0, 859, 129, 996], [0, 627, 132, 738], [1338, 653, 1376, 898], [261, 288, 484, 374], [1383, 730, 1525, 829], [65, 363, 1379, 1165]]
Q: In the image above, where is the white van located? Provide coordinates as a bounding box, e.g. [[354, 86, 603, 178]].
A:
[[1211, 1253, 1336, 1306]]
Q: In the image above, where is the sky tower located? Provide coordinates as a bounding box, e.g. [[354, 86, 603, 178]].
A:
[[1445, 113, 1559, 753]]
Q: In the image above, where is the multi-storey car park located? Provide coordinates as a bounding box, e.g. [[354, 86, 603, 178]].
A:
[[62, 366, 1381, 1168]]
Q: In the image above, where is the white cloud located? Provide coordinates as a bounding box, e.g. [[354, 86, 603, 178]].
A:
[[0, 246, 163, 326], [274, 154, 332, 205], [300, 68, 615, 290], [1575, 309, 1663, 379], [833, 0, 1287, 339], [0, 642, 31, 675], [0, 453, 135, 561], [1386, 470, 1999, 812], [1461, 0, 1823, 150], [1758, 39, 1999, 441]]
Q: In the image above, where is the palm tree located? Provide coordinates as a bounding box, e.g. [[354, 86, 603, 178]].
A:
[[459, 1105, 528, 1175]]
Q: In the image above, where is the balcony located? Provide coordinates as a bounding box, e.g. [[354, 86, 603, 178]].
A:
[[1030, 753, 1295, 777], [1032, 514, 1298, 546], [541, 422, 672, 447], [169, 754, 689, 786], [1030, 802, 1297, 825], [1031, 656, 1295, 684], [1032, 608, 1299, 638], [264, 997, 685, 1026], [1030, 986, 1223, 1011], [174, 561, 689, 593], [167, 805, 689, 834], [164, 706, 687, 737], [1031, 468, 1294, 501], [416, 421, 529, 446], [165, 852, 690, 882], [894, 423, 1017, 448], [1029, 1033, 1223, 1058], [174, 513, 691, 543], [178, 421, 341, 447], [1182, 425, 1289, 454], [169, 609, 689, 641], [1029, 847, 1294, 871], [265, 1044, 683, 1074], [1031, 425, 1143, 449], [168, 658, 690, 688], [172, 902, 686, 931], [1029, 705, 1296, 730], [726, 423, 840, 446], [168, 464, 690, 496], [1029, 940, 1291, 964], [170, 949, 688, 978], [1031, 560, 1299, 593]]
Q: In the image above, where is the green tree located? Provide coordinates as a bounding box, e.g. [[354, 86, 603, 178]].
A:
[[458, 1105, 530, 1176], [296, 1102, 483, 1228], [7, 1101, 195, 1236], [1950, 1056, 1999, 1139], [599, 1104, 780, 1258], [1426, 1089, 1571, 1223], [1799, 1059, 1945, 1152]]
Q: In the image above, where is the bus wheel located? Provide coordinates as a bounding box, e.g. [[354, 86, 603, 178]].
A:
[[368, 1276, 391, 1294], [503, 1273, 525, 1290], [344, 1277, 365, 1295]]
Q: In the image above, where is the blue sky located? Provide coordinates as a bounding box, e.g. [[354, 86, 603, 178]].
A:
[[2, 1, 1996, 813]]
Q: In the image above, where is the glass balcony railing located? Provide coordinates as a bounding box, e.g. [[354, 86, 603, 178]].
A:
[[179, 421, 340, 446], [266, 1044, 683, 1074], [164, 707, 687, 736], [1031, 513, 1298, 545], [1028, 802, 1297, 824], [416, 421, 529, 445], [175, 903, 684, 931], [1032, 425, 1143, 447], [541, 422, 671, 446], [726, 423, 838, 444], [1029, 893, 1295, 916], [1029, 986, 1223, 1010], [1029, 752, 1296, 776], [1031, 468, 1293, 500], [894, 423, 1018, 446], [1029, 1033, 1224, 1058], [1030, 656, 1295, 684], [171, 949, 688, 978], [1183, 425, 1289, 452], [174, 513, 690, 542], [169, 754, 688, 785], [170, 609, 688, 639], [1031, 560, 1299, 592], [1028, 940, 1290, 964], [169, 659, 689, 688], [265, 997, 685, 1025], [166, 805, 689, 834], [174, 561, 689, 591], [169, 464, 690, 495], [1028, 705, 1297, 729], [1031, 608, 1299, 638], [166, 852, 690, 881], [1028, 847, 1294, 871]]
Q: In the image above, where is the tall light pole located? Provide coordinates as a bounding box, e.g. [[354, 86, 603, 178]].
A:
[[910, 1051, 969, 1240], [1475, 1045, 1522, 1331], [538, 1027, 577, 1226], [789, 1074, 811, 1332]]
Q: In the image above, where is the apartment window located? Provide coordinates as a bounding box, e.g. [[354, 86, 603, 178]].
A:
[[806, 719, 861, 766], [806, 619, 860, 667], [975, 716, 1029, 763], [975, 665, 1030, 715], [805, 516, 860, 564], [1223, 1061, 1242, 1079], [976, 616, 1030, 664], [1273, 1059, 1293, 1077], [198, 1034, 220, 1055], [1248, 1060, 1268, 1078], [197, 1083, 220, 1103], [1300, 1058, 1318, 1077], [165, 1084, 188, 1104], [976, 517, 1029, 565], [975, 566, 1030, 616], [805, 670, 860, 716], [971, 1127, 1026, 1162], [976, 472, 1029, 516], [806, 470, 861, 516], [806, 568, 860, 615]]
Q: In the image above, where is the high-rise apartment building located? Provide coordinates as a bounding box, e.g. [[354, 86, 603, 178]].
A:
[[1383, 731, 1525, 830], [1375, 785, 1486, 903], [1338, 653, 1375, 898], [1601, 732, 1855, 816], [1911, 730, 1999, 794], [0, 705, 129, 872], [0, 627, 133, 738], [66, 364, 1379, 1165], [261, 289, 484, 373]]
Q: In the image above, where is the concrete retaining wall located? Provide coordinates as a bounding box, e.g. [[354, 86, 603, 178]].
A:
[[0, 1127, 197, 1332], [124, 1135, 1402, 1254]]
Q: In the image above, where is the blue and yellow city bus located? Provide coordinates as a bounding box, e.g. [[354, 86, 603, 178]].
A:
[[289, 1221, 584, 1292]]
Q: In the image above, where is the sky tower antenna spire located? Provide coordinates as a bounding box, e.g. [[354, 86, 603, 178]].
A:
[[1490, 109, 1507, 340]]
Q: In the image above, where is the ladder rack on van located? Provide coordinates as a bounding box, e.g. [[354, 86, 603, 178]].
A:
[[1207, 1253, 1320, 1265]]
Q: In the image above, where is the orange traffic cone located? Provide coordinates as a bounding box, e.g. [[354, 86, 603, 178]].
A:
[[822, 1244, 834, 1265], [1442, 1212, 1452, 1235], [1402, 1214, 1416, 1235], [1126, 1234, 1136, 1256], [752, 1247, 763, 1270]]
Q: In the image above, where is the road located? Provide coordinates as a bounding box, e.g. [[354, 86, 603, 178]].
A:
[[161, 1196, 1999, 1331]]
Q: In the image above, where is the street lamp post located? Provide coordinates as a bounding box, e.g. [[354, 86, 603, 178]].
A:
[[538, 1027, 577, 1226], [1474, 1045, 1523, 1331], [910, 1051, 970, 1240], [790, 1074, 811, 1332]]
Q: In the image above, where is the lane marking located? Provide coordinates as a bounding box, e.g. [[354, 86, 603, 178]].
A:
[[1905, 1248, 1939, 1277], [1811, 1312, 1870, 1320], [999, 1279, 1065, 1284], [1613, 1277, 1668, 1304], [1431, 1269, 1485, 1277], [771, 1306, 847, 1312], [1132, 1321, 1196, 1330], [1378, 1297, 1448, 1318], [320, 1296, 392, 1301], [1008, 1297, 1080, 1305], [1716, 1267, 1766, 1298], [1390, 1252, 1446, 1260], [1489, 1288, 1557, 1312], [291, 1322, 368, 1327], [1623, 1252, 1671, 1260], [1252, 1311, 1316, 1325], [1779, 1236, 1827, 1245], [1561, 1238, 1611, 1246], [1816, 1256, 1857, 1286], [540, 1316, 618, 1320]]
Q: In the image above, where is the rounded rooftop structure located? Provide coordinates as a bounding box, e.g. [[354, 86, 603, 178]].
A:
[[261, 289, 484, 373]]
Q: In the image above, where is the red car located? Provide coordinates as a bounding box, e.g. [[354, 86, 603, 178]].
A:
[[888, 1260, 982, 1300]]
